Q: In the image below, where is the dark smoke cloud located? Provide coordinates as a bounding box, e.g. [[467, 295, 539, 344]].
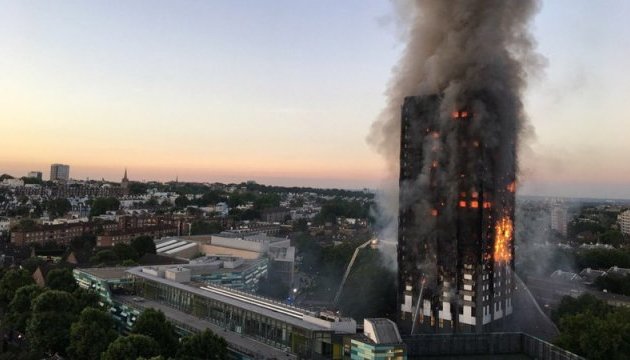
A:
[[369, 1, 544, 266]]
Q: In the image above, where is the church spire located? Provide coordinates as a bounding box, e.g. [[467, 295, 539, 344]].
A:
[[123, 167, 128, 181]]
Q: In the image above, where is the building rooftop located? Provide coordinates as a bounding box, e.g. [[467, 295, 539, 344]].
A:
[[363, 318, 403, 345], [79, 267, 132, 280], [114, 295, 296, 360], [126, 266, 354, 332]]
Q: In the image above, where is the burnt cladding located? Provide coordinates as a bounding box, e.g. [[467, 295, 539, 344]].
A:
[[398, 95, 515, 334]]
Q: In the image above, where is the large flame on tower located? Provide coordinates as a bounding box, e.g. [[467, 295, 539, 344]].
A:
[[494, 217, 513, 263]]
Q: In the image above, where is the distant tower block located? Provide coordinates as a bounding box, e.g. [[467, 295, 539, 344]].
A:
[[397, 95, 515, 334]]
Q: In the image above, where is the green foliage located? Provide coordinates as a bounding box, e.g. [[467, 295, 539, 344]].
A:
[[128, 182, 149, 195], [67, 307, 118, 360], [554, 295, 630, 360], [0, 269, 35, 308], [101, 334, 161, 360], [46, 268, 78, 293], [131, 236, 157, 256], [131, 309, 179, 357], [144, 197, 159, 209], [594, 274, 630, 296], [293, 218, 309, 232], [70, 233, 97, 252], [72, 287, 101, 311], [551, 294, 610, 324], [314, 197, 370, 225], [90, 249, 119, 266], [575, 248, 630, 270], [5, 285, 45, 333], [12, 218, 36, 232], [43, 198, 72, 219], [20, 257, 46, 274], [89, 197, 121, 217], [190, 221, 224, 235], [253, 193, 280, 210], [26, 290, 78, 354], [176, 329, 228, 360], [600, 230, 626, 247], [112, 243, 139, 262], [192, 191, 226, 206], [175, 195, 190, 208]]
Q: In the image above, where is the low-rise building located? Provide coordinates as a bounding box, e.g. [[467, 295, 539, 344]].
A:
[[73, 265, 357, 359], [349, 318, 407, 360]]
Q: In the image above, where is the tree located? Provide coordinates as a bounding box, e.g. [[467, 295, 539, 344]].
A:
[[70, 234, 96, 252], [175, 195, 190, 208], [0, 269, 34, 308], [67, 307, 118, 360], [44, 198, 72, 219], [131, 309, 179, 357], [26, 290, 78, 355], [101, 335, 161, 360], [90, 249, 119, 266], [190, 221, 224, 235], [72, 287, 101, 311], [594, 274, 630, 296], [131, 236, 156, 256], [89, 197, 120, 218], [128, 182, 149, 196], [176, 329, 228, 360], [5, 285, 45, 333], [555, 307, 630, 359], [112, 243, 139, 262], [46, 268, 78, 293]]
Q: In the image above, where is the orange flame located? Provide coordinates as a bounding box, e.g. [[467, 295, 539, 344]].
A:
[[507, 181, 516, 193], [494, 217, 513, 263]]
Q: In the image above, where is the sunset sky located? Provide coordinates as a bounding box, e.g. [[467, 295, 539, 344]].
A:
[[2, 1, 630, 198]]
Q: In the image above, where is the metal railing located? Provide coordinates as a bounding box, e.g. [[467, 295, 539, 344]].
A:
[[402, 332, 585, 360]]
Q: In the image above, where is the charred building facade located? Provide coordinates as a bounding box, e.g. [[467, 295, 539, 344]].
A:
[[398, 95, 516, 334]]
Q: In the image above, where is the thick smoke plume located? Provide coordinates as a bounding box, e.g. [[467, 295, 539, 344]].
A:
[[369, 0, 543, 266]]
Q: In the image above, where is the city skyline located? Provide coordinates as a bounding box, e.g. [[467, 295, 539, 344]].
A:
[[2, 1, 630, 198]]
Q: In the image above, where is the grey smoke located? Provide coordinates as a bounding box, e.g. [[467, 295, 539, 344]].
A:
[[369, 1, 544, 266]]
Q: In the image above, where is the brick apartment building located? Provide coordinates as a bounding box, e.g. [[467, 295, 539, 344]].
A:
[[11, 221, 117, 246], [96, 214, 181, 247]]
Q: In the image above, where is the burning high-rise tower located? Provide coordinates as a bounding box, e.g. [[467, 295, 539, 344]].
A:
[[366, 0, 540, 335], [397, 94, 516, 334]]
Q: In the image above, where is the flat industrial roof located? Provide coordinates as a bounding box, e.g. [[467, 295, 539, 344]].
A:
[[126, 267, 332, 332], [114, 295, 296, 360], [77, 267, 131, 280]]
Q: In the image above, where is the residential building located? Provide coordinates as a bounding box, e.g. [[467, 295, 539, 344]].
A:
[[398, 96, 515, 334], [27, 171, 43, 181], [11, 221, 117, 246], [618, 210, 630, 235], [551, 205, 568, 237], [50, 163, 70, 181], [96, 225, 178, 247]]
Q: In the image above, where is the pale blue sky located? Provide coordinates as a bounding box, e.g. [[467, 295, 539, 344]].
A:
[[1, 1, 629, 198]]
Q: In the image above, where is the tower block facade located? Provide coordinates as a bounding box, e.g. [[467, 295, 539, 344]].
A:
[[397, 95, 515, 334]]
